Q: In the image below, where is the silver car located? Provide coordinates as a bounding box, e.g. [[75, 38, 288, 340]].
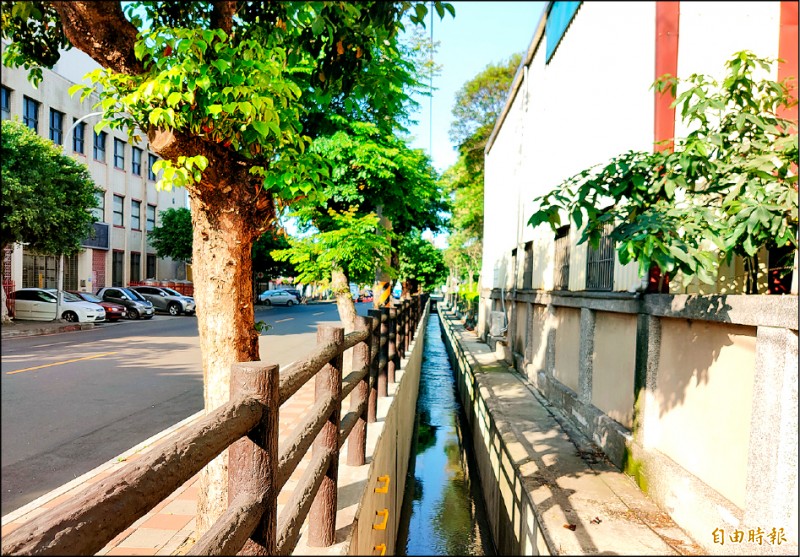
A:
[[258, 290, 299, 306], [130, 286, 196, 316]]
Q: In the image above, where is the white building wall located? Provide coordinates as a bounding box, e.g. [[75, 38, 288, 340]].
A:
[[2, 43, 186, 293], [484, 1, 786, 295]]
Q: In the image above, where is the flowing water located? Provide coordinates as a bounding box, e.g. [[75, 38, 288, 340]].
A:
[[395, 313, 495, 555]]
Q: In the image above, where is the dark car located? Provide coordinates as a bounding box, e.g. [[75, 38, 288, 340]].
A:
[[96, 287, 155, 320], [68, 290, 127, 321]]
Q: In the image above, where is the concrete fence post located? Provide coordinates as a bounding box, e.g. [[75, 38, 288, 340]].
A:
[[396, 302, 406, 361], [376, 308, 389, 397], [308, 325, 343, 547], [229, 361, 280, 555]]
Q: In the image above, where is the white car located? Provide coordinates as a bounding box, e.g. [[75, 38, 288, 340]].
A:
[[258, 290, 299, 306], [11, 288, 106, 323]]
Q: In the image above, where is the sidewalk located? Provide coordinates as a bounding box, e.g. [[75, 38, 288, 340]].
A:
[[1, 379, 323, 555]]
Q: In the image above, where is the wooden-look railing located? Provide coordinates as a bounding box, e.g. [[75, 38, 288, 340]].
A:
[[1, 294, 429, 556]]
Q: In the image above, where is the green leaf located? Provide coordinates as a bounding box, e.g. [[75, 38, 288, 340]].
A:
[[167, 92, 182, 107]]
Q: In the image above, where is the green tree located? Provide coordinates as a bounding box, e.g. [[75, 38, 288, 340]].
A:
[[398, 230, 447, 295], [1, 119, 99, 321], [147, 207, 193, 263], [1, 0, 454, 530], [251, 228, 295, 281], [444, 53, 521, 284], [273, 116, 446, 329], [528, 51, 798, 292]]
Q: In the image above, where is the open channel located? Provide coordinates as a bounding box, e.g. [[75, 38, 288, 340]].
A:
[[395, 312, 496, 555]]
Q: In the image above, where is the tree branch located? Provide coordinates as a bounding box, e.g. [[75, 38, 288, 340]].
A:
[[210, 1, 238, 34], [50, 1, 144, 75]]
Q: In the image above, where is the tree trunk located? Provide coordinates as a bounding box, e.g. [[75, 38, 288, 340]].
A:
[[190, 191, 263, 533], [331, 267, 357, 332]]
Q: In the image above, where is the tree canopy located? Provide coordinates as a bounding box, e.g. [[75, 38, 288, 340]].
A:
[[528, 51, 798, 291], [1, 119, 98, 255], [147, 207, 193, 262], [398, 230, 447, 294], [443, 53, 521, 284]]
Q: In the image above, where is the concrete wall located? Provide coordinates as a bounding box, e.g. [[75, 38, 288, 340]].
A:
[[481, 289, 798, 554]]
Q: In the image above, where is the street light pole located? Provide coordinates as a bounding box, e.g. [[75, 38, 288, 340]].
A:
[[52, 112, 104, 321]]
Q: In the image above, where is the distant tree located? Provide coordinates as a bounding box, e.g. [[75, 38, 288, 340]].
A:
[[1, 119, 98, 322], [148, 207, 193, 263], [251, 227, 295, 281], [398, 230, 447, 295], [444, 53, 521, 284]]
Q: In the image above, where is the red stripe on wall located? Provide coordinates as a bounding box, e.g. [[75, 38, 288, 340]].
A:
[[778, 2, 798, 124], [654, 2, 680, 152]]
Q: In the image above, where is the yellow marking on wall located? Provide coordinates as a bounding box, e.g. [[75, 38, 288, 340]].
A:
[[6, 352, 118, 375]]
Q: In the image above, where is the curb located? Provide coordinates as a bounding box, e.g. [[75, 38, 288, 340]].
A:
[[0, 322, 94, 339], [1, 409, 205, 525]]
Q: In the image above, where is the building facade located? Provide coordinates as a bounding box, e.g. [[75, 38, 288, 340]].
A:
[[480, 2, 797, 554], [2, 44, 187, 294]]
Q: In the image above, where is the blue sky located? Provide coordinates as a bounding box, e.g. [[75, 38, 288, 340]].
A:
[[402, 2, 549, 174]]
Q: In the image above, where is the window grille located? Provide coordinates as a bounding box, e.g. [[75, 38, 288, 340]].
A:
[[523, 241, 533, 289], [585, 223, 615, 291], [553, 225, 571, 290]]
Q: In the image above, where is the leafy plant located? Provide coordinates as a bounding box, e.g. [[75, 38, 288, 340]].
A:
[[147, 207, 193, 262], [528, 51, 798, 290]]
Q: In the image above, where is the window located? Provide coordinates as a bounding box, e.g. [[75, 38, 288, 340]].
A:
[[146, 204, 156, 231], [1, 86, 10, 120], [72, 120, 86, 154], [92, 190, 105, 222], [523, 241, 533, 289], [130, 252, 141, 283], [23, 96, 39, 131], [546, 1, 581, 63], [585, 223, 615, 291], [113, 138, 125, 169], [49, 109, 64, 145], [112, 251, 125, 287], [147, 153, 159, 181], [94, 130, 107, 161], [146, 254, 156, 279], [553, 225, 571, 290], [131, 200, 141, 230], [113, 195, 124, 227], [132, 147, 142, 175]]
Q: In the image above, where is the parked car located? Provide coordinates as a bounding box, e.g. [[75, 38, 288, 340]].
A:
[[357, 290, 373, 303], [96, 287, 155, 320], [11, 288, 106, 323], [277, 288, 302, 301], [258, 290, 299, 306], [129, 285, 196, 316], [67, 290, 127, 321]]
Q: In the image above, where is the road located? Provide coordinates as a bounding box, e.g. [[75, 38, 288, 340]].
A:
[[0, 300, 371, 516]]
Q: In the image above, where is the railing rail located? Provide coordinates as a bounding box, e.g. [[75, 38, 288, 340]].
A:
[[2, 294, 429, 556]]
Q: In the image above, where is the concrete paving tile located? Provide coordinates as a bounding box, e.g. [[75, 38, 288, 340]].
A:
[[161, 499, 195, 516], [141, 513, 193, 530], [117, 527, 176, 549]]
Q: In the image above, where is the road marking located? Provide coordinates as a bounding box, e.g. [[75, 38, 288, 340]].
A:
[[274, 318, 294, 323], [313, 312, 325, 316], [6, 352, 118, 375]]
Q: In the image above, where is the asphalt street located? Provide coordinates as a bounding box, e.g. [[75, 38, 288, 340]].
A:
[[0, 300, 371, 516]]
